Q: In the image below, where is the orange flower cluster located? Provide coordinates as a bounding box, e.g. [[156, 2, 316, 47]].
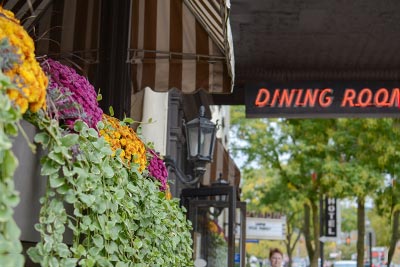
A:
[[0, 7, 47, 113], [208, 220, 225, 239], [100, 114, 147, 172], [165, 185, 172, 200]]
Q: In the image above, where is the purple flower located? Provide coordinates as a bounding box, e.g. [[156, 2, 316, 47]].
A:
[[41, 58, 103, 129], [147, 149, 168, 191]]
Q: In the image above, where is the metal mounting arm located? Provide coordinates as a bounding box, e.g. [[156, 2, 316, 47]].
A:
[[164, 156, 206, 185]]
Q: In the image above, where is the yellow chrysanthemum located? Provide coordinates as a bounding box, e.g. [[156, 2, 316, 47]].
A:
[[100, 114, 147, 172], [208, 221, 219, 234], [165, 185, 172, 200], [0, 7, 47, 114]]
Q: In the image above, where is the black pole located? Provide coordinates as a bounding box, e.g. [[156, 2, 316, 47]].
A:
[[320, 194, 324, 267], [369, 232, 372, 267]]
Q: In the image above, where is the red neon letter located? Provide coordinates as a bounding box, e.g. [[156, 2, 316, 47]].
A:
[[255, 88, 270, 107], [341, 89, 356, 107], [278, 89, 296, 107], [374, 88, 389, 107], [357, 88, 372, 107], [271, 89, 281, 107], [303, 89, 319, 107], [389, 88, 400, 107], [294, 89, 304, 106], [319, 88, 333, 107]]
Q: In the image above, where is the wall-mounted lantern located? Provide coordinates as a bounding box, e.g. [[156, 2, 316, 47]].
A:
[[165, 106, 217, 185]]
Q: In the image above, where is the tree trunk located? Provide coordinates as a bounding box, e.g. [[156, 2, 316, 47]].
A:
[[304, 200, 319, 267], [286, 213, 302, 267], [304, 203, 313, 262], [388, 209, 400, 266], [312, 199, 320, 267], [286, 216, 293, 267], [357, 198, 365, 267]]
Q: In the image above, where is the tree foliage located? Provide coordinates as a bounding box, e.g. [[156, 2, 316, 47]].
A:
[[230, 106, 400, 267]]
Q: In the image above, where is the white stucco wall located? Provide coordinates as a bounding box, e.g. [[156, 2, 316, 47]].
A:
[[140, 87, 169, 155]]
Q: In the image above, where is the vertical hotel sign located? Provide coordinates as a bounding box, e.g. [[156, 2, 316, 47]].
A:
[[245, 82, 400, 118], [325, 198, 337, 238]]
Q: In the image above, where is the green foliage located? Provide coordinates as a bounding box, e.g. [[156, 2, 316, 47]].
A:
[[340, 206, 357, 233], [207, 233, 228, 266], [0, 70, 24, 266], [368, 208, 390, 246], [0, 35, 193, 266], [230, 106, 400, 263], [25, 112, 194, 266]]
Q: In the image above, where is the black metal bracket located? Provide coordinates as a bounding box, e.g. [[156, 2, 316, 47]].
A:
[[164, 156, 206, 185]]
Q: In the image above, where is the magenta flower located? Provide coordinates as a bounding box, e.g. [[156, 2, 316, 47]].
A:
[[41, 58, 103, 129], [147, 149, 168, 191]]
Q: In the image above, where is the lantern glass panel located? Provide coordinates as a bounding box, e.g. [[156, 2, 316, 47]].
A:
[[199, 127, 214, 158], [187, 126, 199, 157]]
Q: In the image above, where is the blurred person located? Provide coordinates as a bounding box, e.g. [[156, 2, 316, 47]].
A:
[[270, 248, 284, 267]]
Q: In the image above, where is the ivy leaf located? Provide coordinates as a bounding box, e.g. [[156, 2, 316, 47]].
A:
[[34, 132, 50, 146], [1, 150, 18, 178], [92, 235, 104, 248], [62, 258, 78, 267], [115, 189, 125, 200], [133, 238, 143, 249], [87, 128, 98, 138], [102, 165, 114, 178], [27, 247, 42, 263], [5, 121, 18, 136], [73, 120, 85, 132], [60, 134, 79, 147], [96, 120, 104, 129], [123, 117, 134, 124], [49, 175, 65, 189], [56, 243, 70, 258], [48, 151, 65, 165], [3, 192, 20, 207], [80, 194, 95, 207], [41, 158, 60, 176], [109, 106, 114, 116], [105, 241, 118, 254], [0, 207, 12, 222], [116, 262, 129, 267], [0, 254, 24, 267]]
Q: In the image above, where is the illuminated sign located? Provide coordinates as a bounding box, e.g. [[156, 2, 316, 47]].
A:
[[245, 82, 400, 118], [237, 217, 286, 240]]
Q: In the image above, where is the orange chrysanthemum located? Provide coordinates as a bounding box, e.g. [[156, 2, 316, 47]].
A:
[[0, 7, 47, 113], [100, 114, 147, 172]]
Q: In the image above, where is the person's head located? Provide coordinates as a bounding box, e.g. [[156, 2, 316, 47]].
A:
[[269, 248, 283, 267]]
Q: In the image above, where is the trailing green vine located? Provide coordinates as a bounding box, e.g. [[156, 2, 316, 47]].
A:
[[0, 70, 24, 267], [1, 6, 194, 266], [26, 112, 194, 267]]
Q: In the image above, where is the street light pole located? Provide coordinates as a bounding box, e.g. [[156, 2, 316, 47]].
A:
[[320, 193, 324, 267]]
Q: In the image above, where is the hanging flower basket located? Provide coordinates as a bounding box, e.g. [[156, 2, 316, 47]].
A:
[[0, 7, 47, 114]]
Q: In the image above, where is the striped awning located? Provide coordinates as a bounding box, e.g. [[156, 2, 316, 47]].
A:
[[203, 138, 241, 187], [129, 0, 234, 94], [4, 0, 101, 72]]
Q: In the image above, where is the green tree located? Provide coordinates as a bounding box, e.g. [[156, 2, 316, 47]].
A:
[[341, 206, 357, 234], [231, 107, 335, 267], [371, 119, 400, 266], [240, 166, 304, 267], [230, 107, 400, 267]]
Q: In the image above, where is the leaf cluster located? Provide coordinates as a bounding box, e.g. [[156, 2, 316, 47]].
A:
[[24, 113, 194, 266], [0, 71, 25, 266]]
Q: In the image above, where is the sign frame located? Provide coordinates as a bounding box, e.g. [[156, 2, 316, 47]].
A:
[[245, 81, 400, 118]]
